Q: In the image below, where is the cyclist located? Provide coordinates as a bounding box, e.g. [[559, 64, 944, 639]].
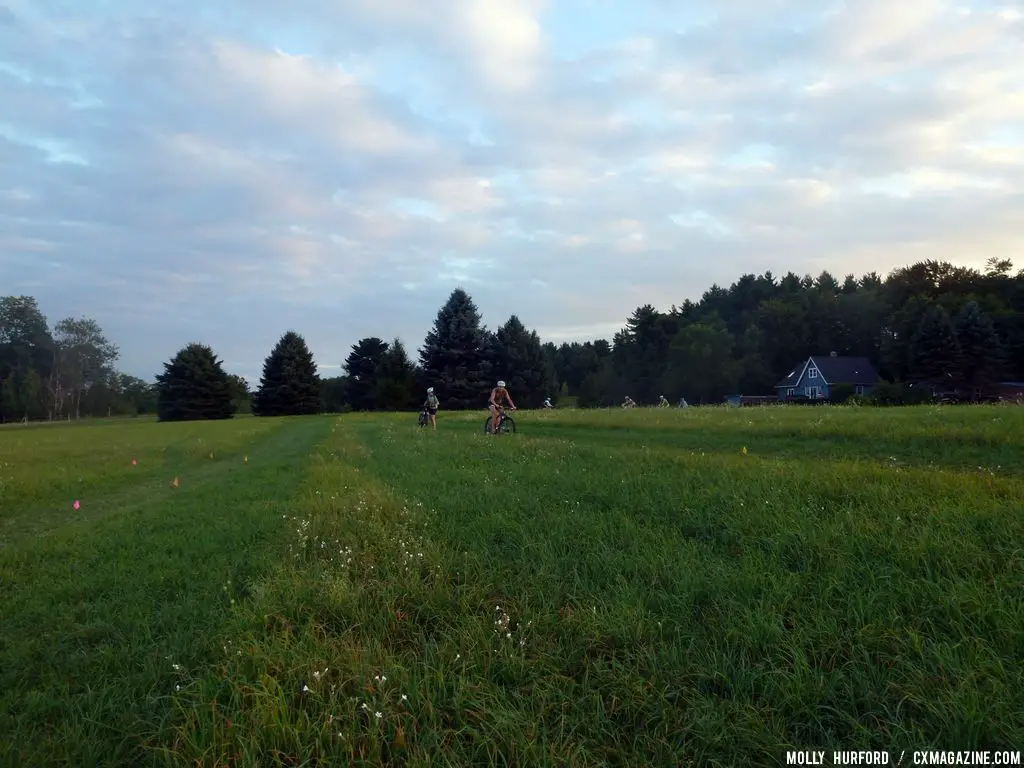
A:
[[488, 380, 517, 433], [658, 394, 669, 407], [423, 387, 439, 429], [543, 396, 553, 409]]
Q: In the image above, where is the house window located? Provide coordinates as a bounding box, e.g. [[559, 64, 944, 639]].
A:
[[808, 368, 817, 379], [806, 386, 819, 398], [787, 388, 795, 396], [855, 385, 864, 394]]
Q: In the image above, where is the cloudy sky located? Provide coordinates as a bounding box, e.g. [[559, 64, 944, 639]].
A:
[[1, 0, 1021, 382]]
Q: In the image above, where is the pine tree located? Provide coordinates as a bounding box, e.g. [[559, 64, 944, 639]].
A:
[[252, 331, 322, 416], [343, 337, 388, 411], [908, 305, 962, 391], [662, 322, 738, 404], [490, 315, 555, 408], [954, 300, 1003, 393], [156, 343, 234, 422], [373, 338, 418, 410], [418, 289, 492, 410]]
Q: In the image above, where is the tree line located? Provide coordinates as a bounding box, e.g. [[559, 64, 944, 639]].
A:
[[558, 257, 1022, 406], [3, 257, 1021, 422]]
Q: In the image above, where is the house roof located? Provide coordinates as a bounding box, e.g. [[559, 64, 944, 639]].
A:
[[776, 356, 880, 387]]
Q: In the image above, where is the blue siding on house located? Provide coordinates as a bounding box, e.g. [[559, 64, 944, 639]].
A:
[[780, 359, 829, 399], [775, 356, 879, 400]]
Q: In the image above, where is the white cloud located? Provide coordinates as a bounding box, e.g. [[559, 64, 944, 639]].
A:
[[0, 0, 1021, 381]]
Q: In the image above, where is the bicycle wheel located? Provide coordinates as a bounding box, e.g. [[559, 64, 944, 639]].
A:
[[499, 415, 516, 433], [483, 416, 494, 434]]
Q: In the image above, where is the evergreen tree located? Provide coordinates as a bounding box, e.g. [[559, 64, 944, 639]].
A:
[[252, 331, 322, 416], [156, 343, 234, 422], [226, 374, 252, 414], [734, 325, 773, 395], [908, 305, 962, 390], [321, 376, 348, 412], [577, 360, 622, 407], [343, 337, 388, 411], [418, 288, 492, 409], [490, 315, 555, 408], [661, 322, 738, 404], [954, 300, 1003, 392], [373, 338, 418, 409], [610, 305, 675, 403]]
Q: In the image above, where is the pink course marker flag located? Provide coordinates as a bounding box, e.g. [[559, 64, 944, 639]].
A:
[[72, 500, 80, 510]]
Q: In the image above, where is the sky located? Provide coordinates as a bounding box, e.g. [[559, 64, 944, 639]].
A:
[[1, 0, 1022, 383]]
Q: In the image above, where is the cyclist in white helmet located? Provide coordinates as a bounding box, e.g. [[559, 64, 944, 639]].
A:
[[423, 386, 439, 429], [488, 380, 516, 434]]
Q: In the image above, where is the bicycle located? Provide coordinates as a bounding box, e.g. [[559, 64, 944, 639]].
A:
[[417, 409, 429, 427], [484, 406, 516, 434]]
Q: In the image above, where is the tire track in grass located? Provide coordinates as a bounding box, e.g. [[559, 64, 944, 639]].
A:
[[0, 417, 285, 549], [0, 416, 336, 768], [345, 416, 1024, 753], [154, 424, 697, 766]]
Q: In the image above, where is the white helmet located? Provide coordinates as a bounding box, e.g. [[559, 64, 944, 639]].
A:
[[427, 387, 433, 393], [497, 380, 506, 387]]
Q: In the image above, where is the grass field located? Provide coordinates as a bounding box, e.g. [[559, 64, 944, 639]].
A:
[[1, 405, 1023, 766]]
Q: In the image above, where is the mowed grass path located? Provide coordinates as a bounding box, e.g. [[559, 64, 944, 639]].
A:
[[1, 406, 1023, 766], [0, 416, 334, 765]]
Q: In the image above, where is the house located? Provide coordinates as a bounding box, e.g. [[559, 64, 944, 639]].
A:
[[775, 353, 880, 400]]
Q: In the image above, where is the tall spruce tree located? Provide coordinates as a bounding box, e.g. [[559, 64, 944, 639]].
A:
[[490, 315, 555, 408], [908, 305, 962, 390], [252, 331, 322, 416], [373, 338, 418, 409], [419, 288, 492, 409], [156, 343, 234, 422], [343, 337, 388, 411], [954, 300, 1003, 392]]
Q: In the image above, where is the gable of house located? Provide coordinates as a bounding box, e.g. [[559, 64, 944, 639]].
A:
[[776, 355, 880, 396]]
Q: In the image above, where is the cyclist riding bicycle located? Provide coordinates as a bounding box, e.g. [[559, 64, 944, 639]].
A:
[[488, 380, 516, 433]]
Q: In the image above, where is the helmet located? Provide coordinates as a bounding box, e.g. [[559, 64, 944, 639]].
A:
[[427, 387, 433, 393], [497, 380, 506, 388]]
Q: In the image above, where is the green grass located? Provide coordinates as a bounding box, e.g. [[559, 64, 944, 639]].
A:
[[1, 406, 1023, 766]]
